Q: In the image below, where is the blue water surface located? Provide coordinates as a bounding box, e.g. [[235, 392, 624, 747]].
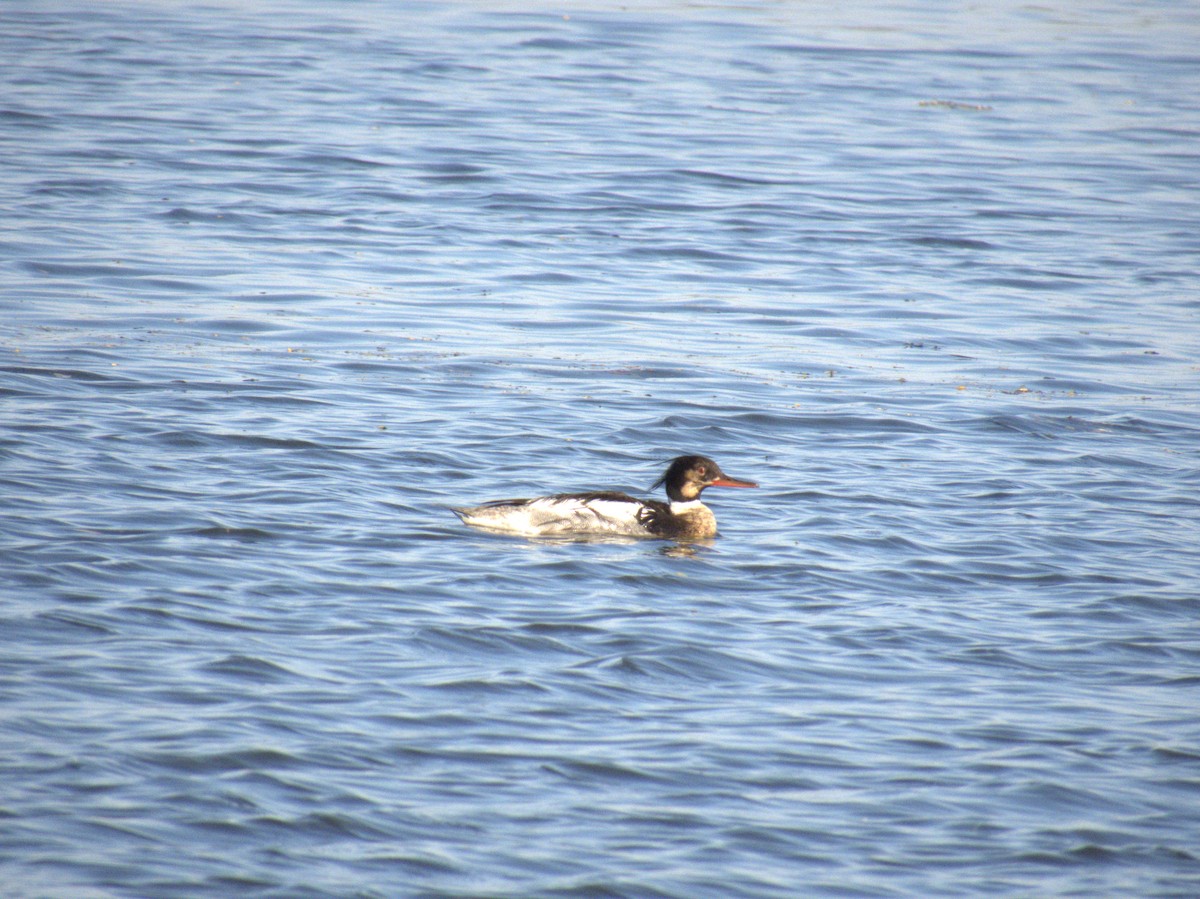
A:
[[2, 1, 1199, 896]]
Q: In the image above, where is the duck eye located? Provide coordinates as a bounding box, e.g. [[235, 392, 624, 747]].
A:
[[696, 465, 707, 477]]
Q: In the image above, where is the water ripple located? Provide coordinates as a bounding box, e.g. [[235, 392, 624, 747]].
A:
[[3, 1, 1200, 897]]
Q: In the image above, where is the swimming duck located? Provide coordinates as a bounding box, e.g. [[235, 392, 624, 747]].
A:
[[453, 454, 757, 540]]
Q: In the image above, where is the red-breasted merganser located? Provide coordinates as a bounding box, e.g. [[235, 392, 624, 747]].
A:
[[453, 455, 758, 540]]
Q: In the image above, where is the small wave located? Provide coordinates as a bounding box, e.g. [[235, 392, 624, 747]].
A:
[[193, 525, 276, 541], [142, 747, 303, 774], [199, 653, 300, 683]]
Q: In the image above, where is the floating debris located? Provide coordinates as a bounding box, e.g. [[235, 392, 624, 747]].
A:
[[919, 99, 994, 111]]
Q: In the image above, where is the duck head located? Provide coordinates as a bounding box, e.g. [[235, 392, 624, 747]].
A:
[[653, 455, 758, 503]]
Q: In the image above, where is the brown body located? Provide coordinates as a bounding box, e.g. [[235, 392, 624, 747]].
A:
[[635, 498, 719, 539]]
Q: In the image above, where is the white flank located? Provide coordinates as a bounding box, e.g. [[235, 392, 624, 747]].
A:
[[457, 495, 650, 537]]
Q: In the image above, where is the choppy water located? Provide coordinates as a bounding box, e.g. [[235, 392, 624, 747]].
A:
[[3, 1, 1200, 896]]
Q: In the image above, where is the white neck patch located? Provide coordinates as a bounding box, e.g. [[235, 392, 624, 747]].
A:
[[670, 499, 706, 514]]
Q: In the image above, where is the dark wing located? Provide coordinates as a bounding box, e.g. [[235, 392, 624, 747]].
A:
[[548, 490, 643, 504], [633, 498, 674, 535]]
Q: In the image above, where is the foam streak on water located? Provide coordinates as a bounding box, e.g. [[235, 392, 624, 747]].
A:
[[2, 1, 1199, 896]]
